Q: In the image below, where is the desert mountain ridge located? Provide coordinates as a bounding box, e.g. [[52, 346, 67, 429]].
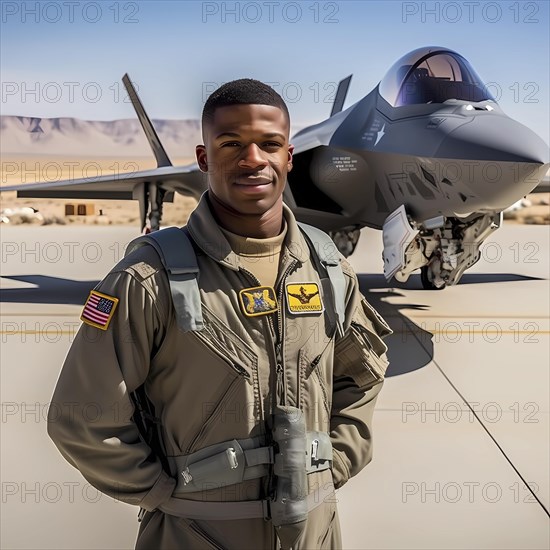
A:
[[0, 115, 306, 158], [0, 115, 201, 158]]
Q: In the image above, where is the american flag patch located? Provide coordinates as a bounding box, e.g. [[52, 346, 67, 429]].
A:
[[81, 290, 119, 330]]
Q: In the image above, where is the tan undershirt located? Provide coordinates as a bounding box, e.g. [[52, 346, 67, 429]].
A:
[[220, 222, 287, 288]]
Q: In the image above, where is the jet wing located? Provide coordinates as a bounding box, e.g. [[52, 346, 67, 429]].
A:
[[1, 163, 207, 201]]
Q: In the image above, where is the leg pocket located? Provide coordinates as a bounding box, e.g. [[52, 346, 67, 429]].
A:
[[186, 520, 226, 550], [318, 507, 336, 549], [136, 511, 206, 550]]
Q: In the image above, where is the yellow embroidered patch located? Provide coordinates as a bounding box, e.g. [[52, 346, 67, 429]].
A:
[[239, 286, 278, 317], [286, 283, 324, 314], [80, 290, 119, 330]]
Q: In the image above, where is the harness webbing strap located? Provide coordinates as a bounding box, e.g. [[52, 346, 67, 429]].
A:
[[297, 223, 347, 337], [244, 446, 274, 467], [125, 224, 345, 336], [158, 482, 335, 521], [125, 227, 204, 331], [170, 432, 332, 495], [124, 225, 344, 522]]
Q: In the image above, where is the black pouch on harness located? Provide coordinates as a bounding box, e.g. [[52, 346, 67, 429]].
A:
[[270, 406, 309, 530]]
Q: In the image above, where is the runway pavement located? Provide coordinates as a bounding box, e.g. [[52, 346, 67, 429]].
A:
[[1, 223, 548, 549]]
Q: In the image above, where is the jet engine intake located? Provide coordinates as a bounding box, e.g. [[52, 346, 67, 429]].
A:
[[328, 226, 362, 258]]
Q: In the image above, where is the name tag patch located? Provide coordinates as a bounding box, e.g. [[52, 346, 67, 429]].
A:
[[239, 286, 278, 317], [81, 290, 119, 330], [286, 282, 323, 314]]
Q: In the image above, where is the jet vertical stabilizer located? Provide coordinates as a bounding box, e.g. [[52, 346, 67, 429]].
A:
[[122, 74, 172, 167], [330, 75, 352, 117]]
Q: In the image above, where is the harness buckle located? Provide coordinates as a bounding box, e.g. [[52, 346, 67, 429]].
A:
[[137, 507, 146, 522], [226, 447, 239, 469], [181, 467, 193, 485], [311, 439, 319, 461]]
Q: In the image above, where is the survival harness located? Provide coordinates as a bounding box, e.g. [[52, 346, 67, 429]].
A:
[[124, 223, 346, 525]]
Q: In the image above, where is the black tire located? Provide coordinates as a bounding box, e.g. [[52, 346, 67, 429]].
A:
[[421, 266, 446, 290]]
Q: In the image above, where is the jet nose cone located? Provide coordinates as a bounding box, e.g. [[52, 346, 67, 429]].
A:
[[437, 114, 549, 164]]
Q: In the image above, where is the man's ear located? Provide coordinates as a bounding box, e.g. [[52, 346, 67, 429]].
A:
[[196, 145, 208, 172], [287, 144, 294, 172]]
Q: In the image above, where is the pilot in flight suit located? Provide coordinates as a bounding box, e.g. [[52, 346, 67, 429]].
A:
[[47, 78, 391, 549]]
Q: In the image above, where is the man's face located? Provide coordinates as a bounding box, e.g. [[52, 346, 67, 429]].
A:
[[196, 104, 293, 216]]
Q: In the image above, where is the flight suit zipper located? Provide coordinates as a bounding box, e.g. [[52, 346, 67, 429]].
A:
[[273, 258, 298, 407], [239, 258, 298, 407], [239, 267, 283, 407]]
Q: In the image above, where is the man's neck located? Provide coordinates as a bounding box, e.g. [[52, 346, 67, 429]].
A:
[[207, 193, 284, 238]]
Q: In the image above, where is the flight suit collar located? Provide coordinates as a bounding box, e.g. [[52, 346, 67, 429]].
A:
[[282, 203, 310, 264], [186, 192, 237, 270], [186, 192, 311, 269]]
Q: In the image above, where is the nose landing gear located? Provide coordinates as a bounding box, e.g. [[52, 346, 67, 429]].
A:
[[383, 205, 502, 289], [421, 262, 446, 290]]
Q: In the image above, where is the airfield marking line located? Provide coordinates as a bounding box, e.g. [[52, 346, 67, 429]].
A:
[[375, 408, 550, 412], [402, 315, 549, 319], [1, 313, 548, 319], [1, 330, 549, 336], [384, 314, 550, 319], [0, 313, 80, 317], [0, 310, 80, 318], [394, 331, 550, 335], [0, 331, 76, 335], [401, 316, 550, 518]]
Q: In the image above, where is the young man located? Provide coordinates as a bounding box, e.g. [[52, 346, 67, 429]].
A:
[[48, 79, 391, 549]]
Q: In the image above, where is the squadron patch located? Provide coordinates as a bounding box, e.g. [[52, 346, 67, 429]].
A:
[[286, 282, 324, 314], [81, 290, 119, 330], [239, 286, 278, 317]]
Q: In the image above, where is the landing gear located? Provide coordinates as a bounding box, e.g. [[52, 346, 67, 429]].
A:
[[420, 265, 446, 290], [135, 182, 165, 233], [147, 183, 164, 232], [383, 205, 502, 289]]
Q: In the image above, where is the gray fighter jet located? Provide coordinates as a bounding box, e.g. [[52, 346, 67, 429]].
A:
[[4, 46, 548, 289]]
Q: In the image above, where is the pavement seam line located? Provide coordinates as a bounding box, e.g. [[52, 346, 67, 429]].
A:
[[402, 316, 550, 518]]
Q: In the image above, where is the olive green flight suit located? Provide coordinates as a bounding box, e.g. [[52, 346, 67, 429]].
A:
[[48, 193, 392, 549]]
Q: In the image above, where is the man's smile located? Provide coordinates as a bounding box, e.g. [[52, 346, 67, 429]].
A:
[[234, 174, 273, 186]]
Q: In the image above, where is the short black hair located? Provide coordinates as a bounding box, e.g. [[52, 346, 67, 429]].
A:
[[202, 78, 290, 130]]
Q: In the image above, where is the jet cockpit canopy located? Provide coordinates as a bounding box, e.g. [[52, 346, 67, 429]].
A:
[[379, 47, 496, 107]]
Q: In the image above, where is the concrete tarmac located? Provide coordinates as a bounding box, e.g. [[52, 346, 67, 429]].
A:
[[1, 223, 548, 549]]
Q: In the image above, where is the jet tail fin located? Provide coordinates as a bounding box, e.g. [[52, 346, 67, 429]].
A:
[[330, 75, 352, 117], [122, 73, 172, 167]]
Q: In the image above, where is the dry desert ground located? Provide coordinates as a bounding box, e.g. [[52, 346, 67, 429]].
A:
[[0, 156, 198, 227]]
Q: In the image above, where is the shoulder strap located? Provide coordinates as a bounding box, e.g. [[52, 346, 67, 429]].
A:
[[297, 223, 346, 337], [125, 227, 203, 332], [123, 224, 345, 336], [125, 228, 202, 489]]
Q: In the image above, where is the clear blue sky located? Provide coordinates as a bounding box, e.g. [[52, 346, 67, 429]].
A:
[[1, 0, 549, 142]]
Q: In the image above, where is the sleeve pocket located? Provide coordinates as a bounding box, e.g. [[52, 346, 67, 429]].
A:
[[334, 297, 392, 389], [334, 323, 389, 389]]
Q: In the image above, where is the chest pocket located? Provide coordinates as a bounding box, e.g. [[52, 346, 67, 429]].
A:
[[333, 298, 392, 390], [187, 305, 261, 451], [196, 304, 258, 380], [297, 327, 335, 426]]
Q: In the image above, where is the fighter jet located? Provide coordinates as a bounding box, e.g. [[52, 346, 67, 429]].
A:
[[3, 46, 548, 289]]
